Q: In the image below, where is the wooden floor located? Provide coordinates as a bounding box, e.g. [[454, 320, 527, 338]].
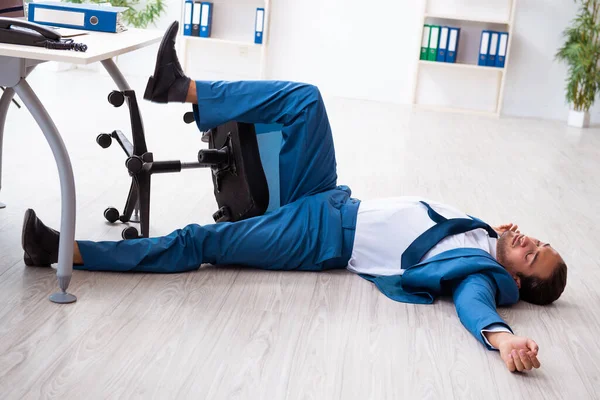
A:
[[1, 68, 599, 400]]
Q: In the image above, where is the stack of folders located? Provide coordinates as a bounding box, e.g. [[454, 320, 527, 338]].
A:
[[182, 0, 265, 44], [420, 25, 461, 63], [183, 1, 213, 37], [478, 30, 509, 68]]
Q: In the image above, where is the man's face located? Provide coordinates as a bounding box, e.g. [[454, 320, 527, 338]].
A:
[[496, 229, 563, 285]]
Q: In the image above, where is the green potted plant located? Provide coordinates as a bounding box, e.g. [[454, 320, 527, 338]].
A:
[[556, 0, 600, 128]]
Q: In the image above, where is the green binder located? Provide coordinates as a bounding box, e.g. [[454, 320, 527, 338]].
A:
[[420, 25, 431, 60], [428, 25, 440, 61]]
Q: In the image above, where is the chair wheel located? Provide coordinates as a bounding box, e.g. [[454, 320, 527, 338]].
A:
[[183, 112, 195, 124], [122, 226, 139, 240], [96, 133, 112, 148], [108, 91, 125, 107], [104, 207, 120, 223], [125, 156, 144, 174]]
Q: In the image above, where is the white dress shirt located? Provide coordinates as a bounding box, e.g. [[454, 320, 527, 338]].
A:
[[347, 197, 511, 348]]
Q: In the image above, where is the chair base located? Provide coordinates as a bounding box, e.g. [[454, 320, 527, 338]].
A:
[[97, 90, 269, 238]]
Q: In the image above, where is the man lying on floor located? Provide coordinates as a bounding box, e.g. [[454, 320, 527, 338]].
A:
[[22, 21, 567, 374]]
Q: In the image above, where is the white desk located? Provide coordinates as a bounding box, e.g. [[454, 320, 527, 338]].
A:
[[0, 28, 163, 303]]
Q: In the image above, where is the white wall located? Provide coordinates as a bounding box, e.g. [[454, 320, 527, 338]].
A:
[[501, 0, 585, 121], [57, 0, 183, 76], [112, 0, 184, 76], [115, 0, 264, 81], [106, 0, 590, 123], [266, 0, 424, 105], [265, 0, 588, 122]]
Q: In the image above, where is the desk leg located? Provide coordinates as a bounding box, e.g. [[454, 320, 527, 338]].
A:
[[100, 58, 141, 220], [0, 87, 15, 209], [13, 79, 77, 304], [101, 58, 131, 91]]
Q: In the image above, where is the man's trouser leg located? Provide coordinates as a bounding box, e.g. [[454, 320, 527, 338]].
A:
[[191, 80, 338, 204], [76, 189, 355, 273], [76, 80, 357, 273]]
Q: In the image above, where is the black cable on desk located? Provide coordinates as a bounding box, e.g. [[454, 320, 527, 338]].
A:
[[44, 38, 88, 52]]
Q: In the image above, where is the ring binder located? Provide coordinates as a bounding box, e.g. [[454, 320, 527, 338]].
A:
[[199, 2, 212, 38], [28, 1, 127, 33], [446, 27, 460, 63], [184, 0, 193, 36], [255, 7, 264, 44], [487, 31, 499, 67], [428, 25, 440, 61], [478, 30, 491, 66], [420, 25, 431, 60], [496, 32, 509, 68], [437, 26, 449, 62]]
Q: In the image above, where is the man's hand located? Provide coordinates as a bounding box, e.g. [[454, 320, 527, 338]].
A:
[[493, 223, 520, 236], [484, 331, 541, 372]]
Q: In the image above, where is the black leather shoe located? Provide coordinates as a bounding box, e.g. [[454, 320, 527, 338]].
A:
[[22, 209, 60, 267], [143, 20, 191, 103]]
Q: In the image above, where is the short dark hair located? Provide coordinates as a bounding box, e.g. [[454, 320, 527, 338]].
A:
[[518, 260, 567, 305]]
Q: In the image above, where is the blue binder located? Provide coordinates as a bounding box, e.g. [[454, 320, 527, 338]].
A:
[[255, 8, 265, 44], [28, 1, 127, 33], [486, 31, 499, 67], [436, 26, 449, 62], [496, 32, 509, 68], [478, 30, 491, 66], [445, 27, 460, 63], [199, 2, 213, 38], [184, 0, 194, 36]]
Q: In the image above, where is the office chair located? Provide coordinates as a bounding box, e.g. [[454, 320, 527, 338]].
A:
[[96, 89, 269, 239]]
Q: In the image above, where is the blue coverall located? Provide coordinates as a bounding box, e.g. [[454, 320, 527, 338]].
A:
[[77, 80, 360, 273]]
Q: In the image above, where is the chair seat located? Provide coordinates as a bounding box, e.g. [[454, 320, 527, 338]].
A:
[[208, 121, 269, 222]]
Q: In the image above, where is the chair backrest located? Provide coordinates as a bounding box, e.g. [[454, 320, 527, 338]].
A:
[[209, 121, 269, 222]]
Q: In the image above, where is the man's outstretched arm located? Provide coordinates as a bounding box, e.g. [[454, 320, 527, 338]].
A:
[[452, 273, 541, 372]]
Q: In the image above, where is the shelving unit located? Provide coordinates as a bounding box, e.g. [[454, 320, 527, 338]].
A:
[[412, 0, 517, 116], [177, 0, 271, 80], [423, 13, 510, 25], [183, 36, 263, 47], [418, 59, 505, 73]]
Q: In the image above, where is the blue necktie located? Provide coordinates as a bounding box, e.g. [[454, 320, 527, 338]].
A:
[[401, 201, 498, 268]]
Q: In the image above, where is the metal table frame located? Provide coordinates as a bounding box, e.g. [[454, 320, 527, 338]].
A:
[[0, 56, 134, 303]]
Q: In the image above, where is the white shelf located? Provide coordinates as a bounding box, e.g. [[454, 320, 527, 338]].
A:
[[413, 0, 517, 116], [424, 13, 510, 25], [184, 36, 261, 47], [418, 60, 505, 73]]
